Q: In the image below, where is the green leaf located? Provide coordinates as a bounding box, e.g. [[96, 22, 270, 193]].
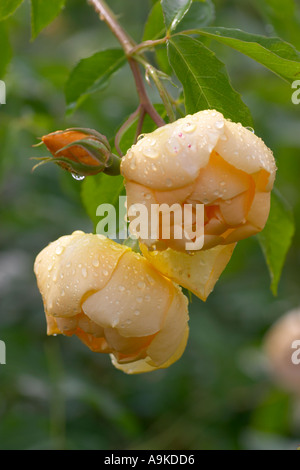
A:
[[258, 189, 295, 295], [168, 34, 253, 127], [81, 173, 125, 232], [161, 0, 192, 33], [143, 1, 165, 41], [65, 49, 126, 112], [0, 0, 24, 20], [254, 0, 300, 50], [176, 0, 215, 32], [0, 22, 12, 77], [31, 0, 66, 39], [194, 27, 300, 83]]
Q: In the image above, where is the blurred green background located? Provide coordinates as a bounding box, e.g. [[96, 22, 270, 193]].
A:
[[0, 0, 300, 450]]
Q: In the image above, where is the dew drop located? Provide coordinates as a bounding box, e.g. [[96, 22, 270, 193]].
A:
[[146, 274, 155, 286], [246, 126, 255, 133], [143, 147, 159, 159], [183, 122, 196, 133], [166, 178, 173, 187], [137, 134, 145, 141], [103, 269, 109, 276], [55, 245, 64, 255], [138, 281, 146, 289], [92, 258, 100, 267], [130, 160, 136, 170], [137, 296, 143, 303], [118, 285, 125, 292], [81, 267, 88, 278], [215, 120, 224, 129], [134, 310, 140, 316]]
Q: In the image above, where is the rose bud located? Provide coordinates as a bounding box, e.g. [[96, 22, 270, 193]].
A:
[[264, 308, 300, 393], [121, 110, 277, 252], [34, 128, 120, 177], [34, 231, 189, 374]]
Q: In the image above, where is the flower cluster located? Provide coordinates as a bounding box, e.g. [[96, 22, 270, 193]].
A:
[[34, 110, 276, 373]]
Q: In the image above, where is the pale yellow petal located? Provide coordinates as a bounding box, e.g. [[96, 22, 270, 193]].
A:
[[140, 243, 235, 301], [146, 287, 189, 366], [34, 231, 129, 318], [82, 251, 173, 337], [110, 326, 189, 374], [121, 110, 226, 190], [215, 120, 276, 190]]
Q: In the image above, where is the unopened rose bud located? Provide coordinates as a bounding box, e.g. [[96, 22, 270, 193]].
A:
[[34, 231, 189, 374], [121, 110, 277, 252], [35, 128, 120, 176], [264, 308, 300, 393]]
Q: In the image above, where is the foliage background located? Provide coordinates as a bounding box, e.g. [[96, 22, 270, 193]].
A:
[[0, 0, 300, 450]]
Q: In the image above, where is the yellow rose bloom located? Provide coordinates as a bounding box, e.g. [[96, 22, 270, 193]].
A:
[[34, 231, 189, 374], [121, 109, 276, 252]]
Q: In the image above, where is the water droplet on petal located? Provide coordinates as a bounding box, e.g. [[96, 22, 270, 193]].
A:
[[55, 245, 64, 255], [215, 120, 224, 129], [143, 147, 159, 159], [92, 258, 99, 267], [81, 267, 87, 278], [118, 285, 125, 292], [183, 122, 196, 133], [246, 126, 255, 133]]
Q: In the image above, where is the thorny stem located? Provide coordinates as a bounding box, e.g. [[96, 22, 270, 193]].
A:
[[88, 0, 166, 134]]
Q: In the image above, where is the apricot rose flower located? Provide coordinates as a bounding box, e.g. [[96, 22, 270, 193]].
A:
[[34, 231, 189, 374], [121, 110, 277, 252]]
